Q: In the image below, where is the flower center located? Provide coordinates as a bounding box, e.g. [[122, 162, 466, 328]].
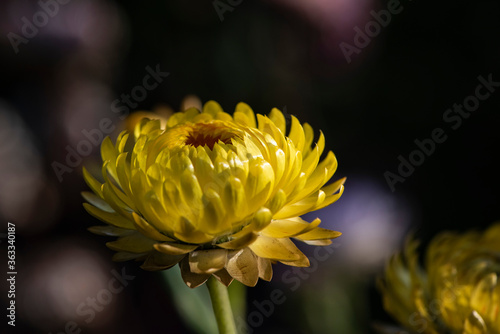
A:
[[184, 122, 239, 149], [162, 121, 244, 150]]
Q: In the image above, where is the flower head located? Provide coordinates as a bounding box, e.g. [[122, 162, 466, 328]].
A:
[[83, 101, 345, 287], [378, 223, 500, 334]]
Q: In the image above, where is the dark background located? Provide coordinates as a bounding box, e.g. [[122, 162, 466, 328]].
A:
[[1, 0, 499, 333]]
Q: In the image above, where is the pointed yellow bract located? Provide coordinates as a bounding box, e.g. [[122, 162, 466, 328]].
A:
[[378, 223, 500, 334], [83, 101, 344, 287]]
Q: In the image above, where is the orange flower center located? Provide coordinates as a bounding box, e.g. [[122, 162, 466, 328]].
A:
[[162, 121, 244, 150], [184, 122, 238, 149]]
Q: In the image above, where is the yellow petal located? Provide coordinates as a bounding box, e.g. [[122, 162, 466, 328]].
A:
[[268, 108, 286, 134], [116, 131, 129, 153], [143, 191, 176, 234], [130, 108, 170, 129], [202, 100, 224, 117], [192, 146, 215, 186], [277, 237, 309, 267], [294, 151, 337, 201], [464, 310, 487, 334], [268, 145, 286, 185], [217, 231, 258, 250], [102, 183, 133, 220], [88, 225, 134, 237], [180, 170, 203, 207], [257, 114, 285, 149], [302, 123, 314, 155], [82, 166, 103, 197], [233, 111, 253, 127], [175, 216, 213, 244], [101, 137, 119, 181], [314, 185, 344, 211], [267, 189, 287, 214], [106, 233, 157, 253], [154, 241, 199, 255], [221, 176, 247, 222], [81, 191, 113, 212], [273, 191, 325, 219], [234, 102, 256, 128], [227, 151, 248, 185], [168, 151, 194, 176], [106, 169, 136, 211], [83, 203, 134, 229], [146, 162, 164, 182], [278, 148, 302, 194], [138, 118, 162, 137], [261, 217, 310, 238], [192, 113, 214, 123], [301, 143, 320, 178], [291, 165, 328, 202], [288, 116, 305, 152], [242, 134, 264, 159], [166, 111, 187, 128], [280, 253, 309, 267], [302, 239, 332, 246], [299, 218, 322, 234], [115, 153, 136, 208], [131, 212, 172, 242], [321, 177, 346, 196], [295, 227, 342, 241], [200, 189, 229, 234], [129, 169, 151, 217], [471, 272, 496, 318], [251, 207, 273, 231], [245, 159, 274, 211], [249, 236, 301, 261], [215, 111, 233, 122]]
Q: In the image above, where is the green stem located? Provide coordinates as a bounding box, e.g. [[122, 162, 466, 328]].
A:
[[206, 276, 237, 334]]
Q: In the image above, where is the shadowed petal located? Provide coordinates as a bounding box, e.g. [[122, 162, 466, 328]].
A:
[[112, 252, 147, 262], [180, 257, 210, 288], [257, 257, 273, 281], [213, 268, 234, 287], [189, 249, 228, 274], [217, 231, 258, 250], [226, 248, 259, 287], [106, 233, 157, 253], [141, 251, 185, 271], [88, 225, 134, 237]]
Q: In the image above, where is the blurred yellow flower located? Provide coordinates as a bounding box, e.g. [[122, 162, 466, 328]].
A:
[[83, 101, 344, 288], [378, 223, 500, 334]]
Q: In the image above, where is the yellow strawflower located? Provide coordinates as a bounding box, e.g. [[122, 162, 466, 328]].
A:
[[82, 101, 345, 288], [378, 223, 500, 334]]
